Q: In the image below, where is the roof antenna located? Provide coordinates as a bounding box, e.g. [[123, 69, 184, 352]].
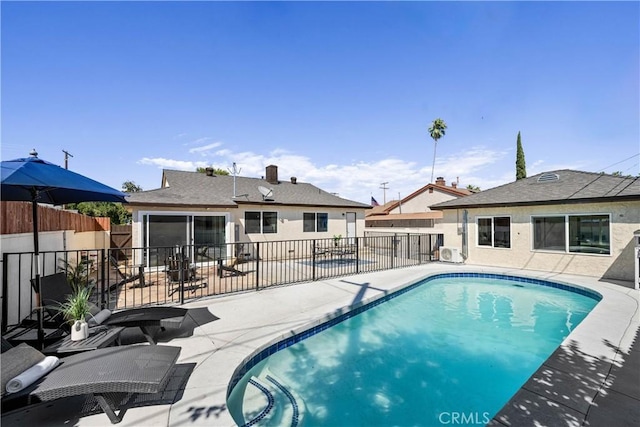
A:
[[228, 162, 248, 198]]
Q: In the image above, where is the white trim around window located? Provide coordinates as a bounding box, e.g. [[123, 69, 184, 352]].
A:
[[476, 216, 511, 249], [245, 210, 279, 234], [530, 213, 611, 255], [303, 212, 328, 233]]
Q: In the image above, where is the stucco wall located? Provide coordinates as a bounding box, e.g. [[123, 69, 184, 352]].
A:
[[0, 230, 111, 326], [389, 188, 458, 214], [439, 201, 640, 281], [131, 205, 367, 248]]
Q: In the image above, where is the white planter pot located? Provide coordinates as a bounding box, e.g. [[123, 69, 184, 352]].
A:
[[70, 320, 89, 341]]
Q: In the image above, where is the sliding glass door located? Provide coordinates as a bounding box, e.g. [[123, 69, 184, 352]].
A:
[[143, 213, 227, 267]]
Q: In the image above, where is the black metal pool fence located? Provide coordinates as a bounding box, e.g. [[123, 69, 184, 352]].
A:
[[1, 233, 443, 332]]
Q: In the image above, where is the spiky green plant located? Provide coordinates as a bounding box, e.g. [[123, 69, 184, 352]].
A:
[[55, 285, 93, 324], [58, 258, 92, 294]]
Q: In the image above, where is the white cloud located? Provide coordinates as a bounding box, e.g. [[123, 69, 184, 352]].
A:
[[138, 157, 209, 170], [188, 141, 223, 154], [137, 145, 511, 204]]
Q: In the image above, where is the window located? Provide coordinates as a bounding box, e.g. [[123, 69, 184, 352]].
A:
[[533, 216, 565, 251], [245, 211, 278, 234], [317, 213, 328, 232], [262, 212, 278, 234], [569, 215, 609, 254], [533, 214, 610, 254], [304, 212, 328, 232], [245, 212, 261, 234], [477, 216, 511, 248]]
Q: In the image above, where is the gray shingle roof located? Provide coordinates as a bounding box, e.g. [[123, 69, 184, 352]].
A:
[[126, 169, 371, 209], [431, 170, 640, 209]]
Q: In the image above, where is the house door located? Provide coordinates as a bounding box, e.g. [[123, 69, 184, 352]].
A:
[[144, 214, 226, 266], [345, 212, 356, 240]]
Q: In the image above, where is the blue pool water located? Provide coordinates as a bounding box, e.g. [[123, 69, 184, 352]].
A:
[[228, 274, 600, 426]]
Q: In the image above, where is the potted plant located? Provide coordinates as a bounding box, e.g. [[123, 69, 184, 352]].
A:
[[55, 259, 95, 341], [333, 234, 342, 247], [56, 285, 93, 341]]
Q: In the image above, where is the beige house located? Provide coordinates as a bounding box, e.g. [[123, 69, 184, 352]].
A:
[[126, 165, 370, 264], [431, 170, 640, 282], [365, 177, 471, 234]]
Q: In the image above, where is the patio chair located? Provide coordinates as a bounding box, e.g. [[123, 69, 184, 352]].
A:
[[108, 255, 146, 290], [1, 338, 181, 424], [36, 272, 188, 344], [165, 255, 207, 296], [217, 257, 246, 277]]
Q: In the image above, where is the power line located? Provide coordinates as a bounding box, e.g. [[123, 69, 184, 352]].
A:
[[598, 153, 639, 172]]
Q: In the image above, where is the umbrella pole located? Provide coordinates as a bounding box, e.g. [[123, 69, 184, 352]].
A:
[[31, 193, 44, 349]]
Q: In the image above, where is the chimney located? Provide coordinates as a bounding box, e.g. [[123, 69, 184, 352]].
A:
[[435, 177, 446, 186], [205, 167, 214, 176], [290, 177, 297, 184], [451, 182, 457, 188], [266, 165, 278, 184]]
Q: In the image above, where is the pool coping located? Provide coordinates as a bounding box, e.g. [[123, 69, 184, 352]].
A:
[[1, 263, 638, 426]]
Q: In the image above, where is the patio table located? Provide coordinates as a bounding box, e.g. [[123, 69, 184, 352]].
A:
[[43, 326, 125, 356]]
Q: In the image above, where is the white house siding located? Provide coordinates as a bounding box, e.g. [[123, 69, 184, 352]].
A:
[[130, 205, 366, 248], [237, 205, 365, 242], [439, 201, 640, 281]]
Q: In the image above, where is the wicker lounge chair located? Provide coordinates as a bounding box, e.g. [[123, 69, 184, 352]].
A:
[[1, 338, 181, 424], [37, 272, 188, 344]]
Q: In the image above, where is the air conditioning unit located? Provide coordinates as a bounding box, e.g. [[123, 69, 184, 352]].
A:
[[440, 246, 463, 263]]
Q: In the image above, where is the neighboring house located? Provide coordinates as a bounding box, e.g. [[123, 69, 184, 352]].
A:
[[431, 170, 640, 282], [126, 165, 371, 265], [365, 177, 471, 234]]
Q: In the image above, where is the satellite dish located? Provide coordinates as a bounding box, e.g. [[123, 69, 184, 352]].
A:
[[258, 186, 274, 201]]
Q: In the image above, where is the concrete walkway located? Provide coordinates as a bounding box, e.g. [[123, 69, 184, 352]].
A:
[[2, 264, 638, 427]]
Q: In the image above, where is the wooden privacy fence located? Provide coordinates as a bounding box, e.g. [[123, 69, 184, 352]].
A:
[[0, 201, 110, 234]]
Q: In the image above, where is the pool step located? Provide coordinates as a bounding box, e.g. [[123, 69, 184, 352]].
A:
[[241, 370, 306, 427]]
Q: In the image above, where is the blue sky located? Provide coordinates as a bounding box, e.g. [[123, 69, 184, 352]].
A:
[[2, 1, 638, 204]]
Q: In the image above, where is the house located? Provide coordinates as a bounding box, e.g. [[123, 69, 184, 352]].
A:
[[125, 165, 371, 264], [365, 177, 471, 234], [430, 170, 640, 282]]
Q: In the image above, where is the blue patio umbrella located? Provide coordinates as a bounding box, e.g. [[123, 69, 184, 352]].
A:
[[1, 150, 128, 347]]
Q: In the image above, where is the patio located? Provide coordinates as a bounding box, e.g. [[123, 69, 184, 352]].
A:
[[2, 263, 638, 426]]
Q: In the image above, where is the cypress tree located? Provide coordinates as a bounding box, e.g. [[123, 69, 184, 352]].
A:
[[516, 131, 527, 180]]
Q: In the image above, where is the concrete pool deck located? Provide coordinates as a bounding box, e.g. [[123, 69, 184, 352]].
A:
[[2, 263, 638, 426]]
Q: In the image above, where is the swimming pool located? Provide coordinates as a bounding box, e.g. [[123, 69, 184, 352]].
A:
[[227, 273, 601, 426]]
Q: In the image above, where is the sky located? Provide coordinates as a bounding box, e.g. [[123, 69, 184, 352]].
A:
[[2, 1, 639, 205]]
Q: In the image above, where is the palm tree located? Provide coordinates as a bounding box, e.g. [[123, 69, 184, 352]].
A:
[[428, 118, 448, 183]]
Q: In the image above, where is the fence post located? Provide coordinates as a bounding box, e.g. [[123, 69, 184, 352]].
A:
[[255, 242, 260, 290], [312, 239, 317, 281], [390, 235, 395, 269], [100, 248, 106, 309], [179, 245, 185, 305], [356, 237, 360, 274], [406, 233, 410, 260], [2, 252, 8, 333]]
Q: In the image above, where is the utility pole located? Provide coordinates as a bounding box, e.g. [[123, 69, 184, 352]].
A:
[[62, 150, 74, 169], [380, 182, 389, 204]]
